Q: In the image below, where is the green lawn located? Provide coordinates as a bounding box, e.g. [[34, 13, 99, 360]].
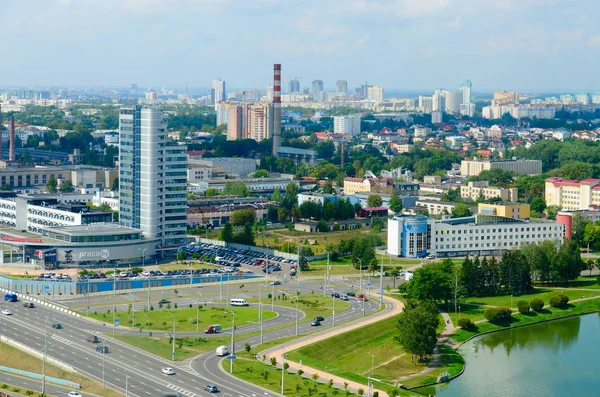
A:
[[86, 306, 276, 332], [114, 334, 231, 360], [247, 293, 351, 325], [444, 304, 487, 324], [452, 297, 600, 343], [535, 276, 600, 290], [402, 346, 465, 389], [285, 316, 426, 386], [463, 287, 600, 308]]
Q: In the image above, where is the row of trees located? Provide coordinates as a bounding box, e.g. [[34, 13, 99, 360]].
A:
[[298, 198, 359, 222]]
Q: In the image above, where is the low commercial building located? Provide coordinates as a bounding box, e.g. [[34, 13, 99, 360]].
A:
[[460, 181, 518, 202], [188, 202, 277, 228], [387, 217, 428, 258], [415, 200, 458, 215], [460, 159, 542, 177], [188, 157, 256, 178], [0, 165, 117, 191], [343, 177, 394, 195], [478, 202, 530, 219], [545, 177, 600, 211], [205, 177, 297, 195]]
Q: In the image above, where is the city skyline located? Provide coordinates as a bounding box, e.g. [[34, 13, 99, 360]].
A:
[[1, 0, 600, 91]]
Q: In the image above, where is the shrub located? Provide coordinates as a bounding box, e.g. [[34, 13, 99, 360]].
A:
[[457, 317, 474, 329], [484, 306, 512, 323], [297, 369, 304, 376], [517, 300, 530, 315], [244, 343, 251, 353], [530, 298, 544, 311], [549, 294, 569, 308], [270, 357, 277, 366]]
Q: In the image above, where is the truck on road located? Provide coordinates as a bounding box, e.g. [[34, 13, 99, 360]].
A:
[[216, 346, 229, 356], [205, 324, 222, 334]]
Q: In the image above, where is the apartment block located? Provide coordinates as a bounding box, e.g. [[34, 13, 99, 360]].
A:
[[343, 177, 394, 195], [460, 159, 542, 177], [478, 202, 530, 219], [460, 181, 518, 202], [545, 177, 600, 211]]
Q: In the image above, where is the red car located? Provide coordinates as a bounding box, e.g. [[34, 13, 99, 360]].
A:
[[357, 294, 367, 301]]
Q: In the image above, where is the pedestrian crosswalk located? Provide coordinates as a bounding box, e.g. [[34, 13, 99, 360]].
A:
[[166, 383, 197, 397], [51, 334, 74, 346]]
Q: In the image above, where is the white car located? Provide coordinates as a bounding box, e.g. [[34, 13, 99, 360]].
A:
[[1, 309, 12, 315], [68, 392, 82, 397], [162, 367, 175, 375]]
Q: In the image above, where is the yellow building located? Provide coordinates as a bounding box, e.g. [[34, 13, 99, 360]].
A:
[[545, 177, 600, 211], [478, 202, 530, 219], [343, 177, 394, 195]]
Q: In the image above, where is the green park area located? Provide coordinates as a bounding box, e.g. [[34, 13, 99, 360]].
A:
[[87, 306, 275, 332], [0, 342, 122, 397], [114, 334, 231, 361], [247, 293, 351, 324]]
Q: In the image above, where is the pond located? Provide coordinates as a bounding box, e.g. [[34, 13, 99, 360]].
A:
[[431, 313, 600, 397]]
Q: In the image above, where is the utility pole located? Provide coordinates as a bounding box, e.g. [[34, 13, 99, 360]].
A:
[[332, 294, 335, 327], [171, 315, 176, 363], [230, 309, 235, 374], [113, 268, 116, 338], [281, 344, 286, 394], [295, 296, 299, 336], [196, 293, 201, 333], [379, 253, 384, 310], [259, 285, 263, 343]]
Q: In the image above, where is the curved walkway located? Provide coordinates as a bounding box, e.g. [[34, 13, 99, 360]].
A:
[[260, 295, 404, 397]]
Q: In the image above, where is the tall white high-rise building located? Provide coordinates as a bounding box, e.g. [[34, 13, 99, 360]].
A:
[[215, 101, 229, 126], [445, 91, 462, 114], [432, 90, 446, 112], [211, 79, 226, 104], [334, 114, 361, 136], [367, 86, 384, 102], [418, 96, 433, 113], [119, 106, 188, 248], [460, 80, 475, 117]]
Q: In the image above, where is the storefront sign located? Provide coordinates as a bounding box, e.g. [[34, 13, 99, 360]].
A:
[[78, 249, 110, 259], [1, 235, 43, 243]]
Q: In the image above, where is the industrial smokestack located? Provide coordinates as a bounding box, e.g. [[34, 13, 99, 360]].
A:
[[0, 105, 3, 160], [9, 116, 15, 162], [272, 63, 282, 157]]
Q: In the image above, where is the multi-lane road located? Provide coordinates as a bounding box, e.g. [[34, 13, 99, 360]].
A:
[[0, 274, 383, 397]]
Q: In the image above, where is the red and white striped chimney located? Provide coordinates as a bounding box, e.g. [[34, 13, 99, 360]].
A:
[[272, 63, 282, 157]]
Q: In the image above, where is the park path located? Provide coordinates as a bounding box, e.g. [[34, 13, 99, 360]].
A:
[[260, 294, 404, 397]]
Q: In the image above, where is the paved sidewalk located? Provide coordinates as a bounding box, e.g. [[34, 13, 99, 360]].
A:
[[261, 295, 404, 397]]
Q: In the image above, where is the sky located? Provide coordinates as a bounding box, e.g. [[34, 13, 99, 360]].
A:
[[1, 0, 600, 92]]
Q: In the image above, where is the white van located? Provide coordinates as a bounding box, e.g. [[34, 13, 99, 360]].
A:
[[216, 346, 229, 356], [230, 298, 249, 307]]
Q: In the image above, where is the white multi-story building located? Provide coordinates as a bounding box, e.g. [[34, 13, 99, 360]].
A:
[[444, 91, 462, 114], [418, 96, 433, 113], [545, 177, 600, 211], [428, 214, 565, 258], [414, 126, 432, 138], [119, 106, 188, 248], [460, 159, 542, 177], [432, 90, 446, 112], [431, 111, 443, 124], [460, 80, 475, 117], [215, 101, 229, 126], [460, 181, 518, 202], [482, 105, 556, 120], [334, 114, 362, 136], [211, 79, 226, 104], [367, 86, 384, 102]]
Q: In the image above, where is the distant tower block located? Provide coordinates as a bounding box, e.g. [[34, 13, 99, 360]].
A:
[[9, 116, 15, 161]]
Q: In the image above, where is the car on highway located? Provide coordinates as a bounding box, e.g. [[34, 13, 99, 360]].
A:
[[162, 367, 176, 375], [52, 323, 62, 329], [314, 316, 325, 322], [1, 309, 12, 315], [87, 336, 100, 343], [95, 345, 109, 353], [159, 299, 171, 304], [346, 291, 356, 297], [357, 294, 367, 301], [68, 392, 82, 397], [311, 319, 321, 326], [340, 295, 349, 301], [271, 280, 281, 286], [203, 385, 219, 393], [331, 293, 341, 298], [23, 302, 34, 308]]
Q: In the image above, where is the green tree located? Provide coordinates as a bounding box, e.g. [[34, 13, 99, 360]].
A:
[[59, 179, 75, 193], [396, 300, 440, 363], [322, 179, 335, 194], [323, 199, 336, 221], [220, 222, 234, 242], [205, 188, 218, 197], [176, 251, 186, 261], [46, 175, 58, 193], [366, 194, 383, 208], [545, 205, 560, 220], [451, 203, 472, 218], [406, 259, 453, 304], [253, 169, 269, 178], [371, 216, 384, 233], [316, 219, 328, 232], [0, 184, 12, 191], [230, 208, 256, 226], [530, 197, 546, 213], [389, 191, 403, 213], [221, 181, 251, 197], [111, 178, 119, 191], [271, 188, 283, 204]]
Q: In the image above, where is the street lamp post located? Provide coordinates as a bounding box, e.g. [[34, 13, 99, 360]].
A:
[[86, 277, 90, 317], [281, 344, 286, 395], [113, 268, 116, 338], [125, 373, 129, 397], [230, 309, 235, 374], [265, 244, 270, 285], [131, 292, 135, 330], [332, 294, 335, 327], [369, 354, 374, 397], [220, 274, 223, 302], [271, 282, 275, 312], [379, 253, 384, 310], [295, 296, 299, 336], [171, 315, 176, 363], [259, 285, 264, 344], [196, 293, 201, 332], [42, 318, 48, 397]]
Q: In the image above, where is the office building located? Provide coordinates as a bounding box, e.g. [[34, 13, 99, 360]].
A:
[[336, 80, 348, 95], [289, 79, 300, 93], [545, 177, 600, 211], [367, 86, 384, 102], [312, 80, 324, 101], [334, 114, 361, 136], [211, 79, 226, 104], [460, 181, 518, 202], [460, 159, 542, 177], [478, 202, 530, 219], [387, 217, 428, 258], [415, 200, 461, 215], [118, 106, 188, 248]]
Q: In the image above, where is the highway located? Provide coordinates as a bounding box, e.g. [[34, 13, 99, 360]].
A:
[[1, 274, 384, 397]]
